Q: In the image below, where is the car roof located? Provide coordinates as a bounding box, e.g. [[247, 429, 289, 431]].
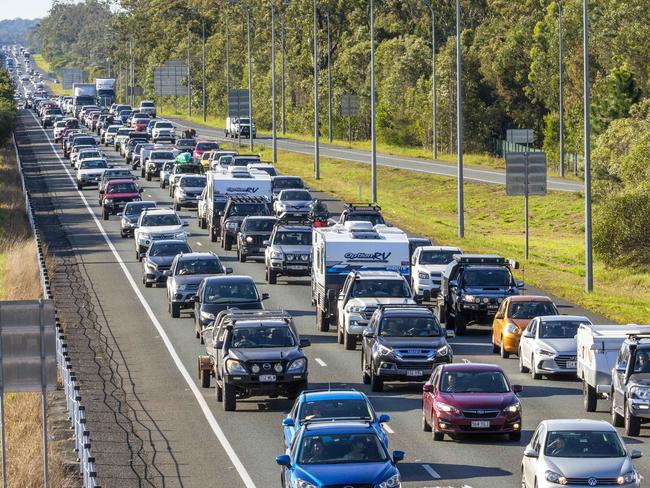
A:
[[303, 421, 376, 435], [418, 245, 462, 252], [301, 390, 368, 402], [243, 216, 277, 221], [507, 295, 553, 303], [177, 252, 218, 260], [537, 315, 591, 323], [541, 419, 615, 432], [125, 201, 155, 207], [107, 179, 135, 185], [202, 275, 254, 284], [354, 271, 403, 279], [276, 224, 311, 232], [381, 306, 434, 317], [142, 208, 177, 215], [149, 239, 188, 246], [233, 319, 289, 328], [442, 363, 504, 372]]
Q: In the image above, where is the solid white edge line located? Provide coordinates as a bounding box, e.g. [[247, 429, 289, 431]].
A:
[[422, 464, 441, 479], [382, 424, 395, 434], [26, 111, 257, 488], [196, 241, 203, 246], [314, 358, 327, 367]]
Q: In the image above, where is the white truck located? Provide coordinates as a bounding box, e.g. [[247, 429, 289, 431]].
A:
[[204, 169, 273, 242], [411, 246, 462, 298], [577, 323, 650, 412], [311, 221, 411, 333], [96, 78, 116, 107]]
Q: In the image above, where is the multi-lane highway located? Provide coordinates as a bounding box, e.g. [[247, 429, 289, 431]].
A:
[[14, 109, 646, 488]]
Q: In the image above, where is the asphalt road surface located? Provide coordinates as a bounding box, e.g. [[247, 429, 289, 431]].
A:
[[14, 109, 646, 488]]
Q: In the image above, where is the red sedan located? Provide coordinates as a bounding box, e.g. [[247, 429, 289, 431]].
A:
[[192, 140, 220, 159], [422, 363, 523, 441]]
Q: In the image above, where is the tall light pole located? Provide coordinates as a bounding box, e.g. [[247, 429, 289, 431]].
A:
[[246, 5, 253, 151], [583, 0, 593, 292], [271, 4, 277, 163], [428, 4, 437, 160], [202, 18, 206, 122], [370, 0, 377, 203], [187, 24, 192, 116], [225, 10, 230, 110], [313, 0, 320, 179], [280, 15, 286, 134], [456, 0, 464, 238], [326, 11, 332, 143], [558, 0, 565, 177]]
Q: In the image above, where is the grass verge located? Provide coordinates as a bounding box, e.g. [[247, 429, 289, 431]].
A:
[[32, 54, 71, 96], [0, 143, 76, 487], [235, 142, 648, 324]]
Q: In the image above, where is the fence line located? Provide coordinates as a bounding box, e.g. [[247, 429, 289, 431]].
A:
[[12, 133, 100, 488]]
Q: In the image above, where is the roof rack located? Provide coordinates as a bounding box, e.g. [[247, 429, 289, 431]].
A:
[[303, 417, 373, 427], [215, 309, 294, 329], [376, 304, 436, 312], [627, 333, 650, 340], [226, 195, 270, 204], [344, 203, 381, 212], [301, 387, 360, 394], [453, 254, 508, 265], [276, 212, 312, 226]]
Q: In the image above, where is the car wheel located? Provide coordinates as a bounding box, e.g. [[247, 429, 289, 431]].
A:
[[583, 381, 598, 412], [344, 331, 355, 351], [102, 208, 109, 220], [509, 431, 522, 442], [500, 337, 510, 359], [135, 250, 140, 261], [316, 306, 329, 332], [161, 180, 166, 189], [267, 268, 277, 285], [455, 314, 466, 336], [531, 355, 541, 380], [361, 353, 371, 385], [120, 230, 126, 238], [611, 399, 624, 427], [432, 422, 444, 441], [146, 173, 151, 181], [195, 318, 201, 339], [171, 303, 180, 318], [76, 182, 82, 190], [224, 235, 233, 251], [422, 411, 432, 432], [141, 168, 145, 178], [492, 342, 499, 354], [223, 382, 236, 411], [370, 367, 383, 393], [239, 251, 246, 263], [145, 281, 152, 288], [519, 350, 529, 373], [209, 223, 217, 242], [200, 369, 210, 388], [625, 403, 641, 436], [337, 324, 344, 345], [216, 382, 223, 402]]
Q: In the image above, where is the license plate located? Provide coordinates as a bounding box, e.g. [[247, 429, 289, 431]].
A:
[[406, 370, 423, 377], [566, 361, 577, 368], [288, 265, 306, 270], [259, 375, 276, 382], [471, 420, 490, 429]]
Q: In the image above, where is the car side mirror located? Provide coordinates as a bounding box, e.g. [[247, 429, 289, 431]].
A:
[[379, 414, 390, 424], [263, 240, 270, 246], [275, 454, 291, 467], [631, 449, 643, 459], [117, 212, 123, 217], [362, 328, 374, 338], [192, 295, 200, 303], [616, 362, 627, 374], [163, 270, 172, 277], [282, 418, 294, 427], [513, 384, 523, 394], [392, 450, 405, 463], [183, 220, 190, 227], [523, 448, 538, 458], [262, 293, 270, 300], [448, 279, 459, 288], [422, 384, 434, 393], [516, 280, 525, 288], [299, 338, 311, 348], [225, 267, 233, 275], [523, 330, 534, 338]]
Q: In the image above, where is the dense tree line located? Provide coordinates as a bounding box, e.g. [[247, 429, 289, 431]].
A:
[[0, 68, 16, 144], [0, 19, 40, 46], [28, 0, 650, 266]]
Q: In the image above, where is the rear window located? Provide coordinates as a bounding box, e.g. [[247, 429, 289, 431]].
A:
[[151, 152, 175, 160], [75, 138, 96, 146], [107, 182, 138, 194], [273, 177, 304, 190], [197, 142, 219, 151], [156, 122, 173, 128]]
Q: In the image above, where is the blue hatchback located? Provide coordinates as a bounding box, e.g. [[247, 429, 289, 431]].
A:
[[276, 421, 404, 488], [282, 389, 390, 450]]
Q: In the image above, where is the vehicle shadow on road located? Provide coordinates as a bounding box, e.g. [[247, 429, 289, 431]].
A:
[[517, 384, 581, 398], [423, 462, 512, 480]]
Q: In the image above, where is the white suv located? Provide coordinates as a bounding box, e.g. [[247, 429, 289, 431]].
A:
[[411, 246, 462, 298], [134, 208, 188, 260], [151, 121, 176, 143]]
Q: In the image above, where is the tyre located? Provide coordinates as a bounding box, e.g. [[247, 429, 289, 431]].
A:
[[224, 235, 233, 251], [216, 382, 223, 402], [519, 351, 529, 373], [370, 368, 383, 392], [583, 381, 597, 412], [422, 411, 432, 432], [161, 180, 166, 189], [200, 369, 210, 388], [509, 431, 522, 442], [267, 268, 277, 285], [455, 314, 466, 336], [77, 182, 82, 190], [141, 168, 145, 178], [146, 173, 151, 181], [316, 306, 329, 332], [531, 356, 541, 380], [239, 250, 246, 263], [361, 354, 371, 385], [175, 202, 181, 211], [223, 382, 236, 411], [135, 250, 140, 261], [611, 400, 624, 427], [145, 281, 152, 288], [337, 324, 344, 345], [500, 338, 510, 359], [102, 207, 109, 220], [199, 217, 206, 229], [432, 426, 444, 441], [120, 230, 126, 238], [209, 223, 218, 242], [344, 331, 356, 350], [625, 404, 641, 436], [171, 303, 180, 318], [492, 342, 499, 354]]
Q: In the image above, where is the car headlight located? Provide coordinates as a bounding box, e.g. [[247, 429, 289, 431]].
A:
[[618, 471, 637, 485], [294, 480, 317, 488], [436, 402, 458, 414], [503, 401, 521, 413], [174, 231, 186, 239], [145, 261, 157, 270], [629, 386, 650, 400], [177, 284, 189, 291], [375, 473, 401, 488], [226, 360, 247, 374], [245, 236, 253, 243], [270, 251, 284, 260], [463, 294, 475, 302], [200, 311, 215, 321], [505, 322, 519, 334], [377, 344, 394, 357], [348, 305, 365, 313], [287, 358, 306, 373], [139, 232, 151, 240], [436, 344, 451, 357], [225, 222, 238, 231], [545, 470, 567, 485], [535, 348, 555, 357], [418, 271, 429, 280]]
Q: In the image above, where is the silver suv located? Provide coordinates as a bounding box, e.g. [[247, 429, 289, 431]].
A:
[[264, 217, 312, 285]]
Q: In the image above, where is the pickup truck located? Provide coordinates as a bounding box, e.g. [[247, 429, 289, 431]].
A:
[[144, 149, 179, 181], [411, 246, 462, 298], [99, 179, 143, 220]]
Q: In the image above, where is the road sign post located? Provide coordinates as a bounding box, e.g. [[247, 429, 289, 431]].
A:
[[341, 94, 359, 146], [228, 89, 250, 148]]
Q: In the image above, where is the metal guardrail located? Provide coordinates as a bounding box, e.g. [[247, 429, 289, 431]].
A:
[[12, 133, 100, 488]]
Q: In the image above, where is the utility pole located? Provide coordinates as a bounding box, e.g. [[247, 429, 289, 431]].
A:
[[326, 11, 332, 143], [313, 0, 320, 179], [187, 24, 192, 116], [429, 4, 437, 160], [246, 6, 253, 151], [271, 4, 277, 163], [370, 0, 377, 203], [456, 0, 464, 238], [583, 0, 593, 292], [202, 18, 206, 122], [281, 14, 286, 135], [558, 0, 565, 177], [225, 11, 230, 111]]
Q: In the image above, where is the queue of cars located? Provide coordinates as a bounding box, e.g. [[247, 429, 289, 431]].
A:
[[11, 53, 646, 485]]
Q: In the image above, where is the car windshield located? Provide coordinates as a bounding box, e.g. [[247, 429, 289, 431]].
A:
[[298, 434, 388, 465], [80, 151, 101, 159], [230, 326, 296, 348], [218, 155, 234, 166], [539, 320, 585, 339], [440, 370, 510, 393], [351, 279, 410, 298], [75, 138, 96, 146], [152, 152, 175, 160], [508, 301, 557, 319], [177, 139, 196, 146], [107, 183, 137, 194], [633, 349, 650, 373], [419, 250, 458, 265], [243, 219, 276, 232], [176, 258, 223, 275], [125, 202, 156, 216], [239, 118, 250, 124], [203, 280, 259, 304], [141, 214, 181, 226], [544, 431, 626, 458], [347, 213, 385, 226], [299, 399, 373, 422], [80, 160, 107, 169], [229, 203, 269, 216], [273, 231, 312, 246], [462, 268, 511, 287], [149, 242, 190, 257], [197, 142, 219, 150], [180, 177, 206, 188], [233, 157, 260, 166], [282, 190, 311, 201], [141, 102, 154, 107], [273, 177, 304, 190], [379, 316, 441, 337]]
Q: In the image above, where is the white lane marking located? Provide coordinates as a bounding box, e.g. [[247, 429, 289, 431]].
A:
[[146, 194, 152, 197], [382, 424, 395, 434], [422, 464, 442, 479], [196, 241, 203, 247], [314, 358, 327, 367], [28, 111, 257, 488]]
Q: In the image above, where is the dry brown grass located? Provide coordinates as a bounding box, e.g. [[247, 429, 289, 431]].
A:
[[0, 143, 77, 487]]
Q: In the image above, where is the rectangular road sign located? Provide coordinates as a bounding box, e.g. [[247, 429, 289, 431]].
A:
[[341, 94, 359, 117], [228, 89, 250, 118], [506, 129, 534, 145], [59, 67, 83, 89], [0, 300, 57, 392], [506, 152, 547, 196], [154, 60, 188, 97]]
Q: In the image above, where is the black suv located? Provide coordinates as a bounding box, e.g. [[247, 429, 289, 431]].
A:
[[361, 305, 452, 392], [197, 310, 310, 411], [236, 216, 277, 262], [338, 203, 386, 226], [610, 333, 650, 436], [220, 196, 272, 251], [437, 254, 522, 335]]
